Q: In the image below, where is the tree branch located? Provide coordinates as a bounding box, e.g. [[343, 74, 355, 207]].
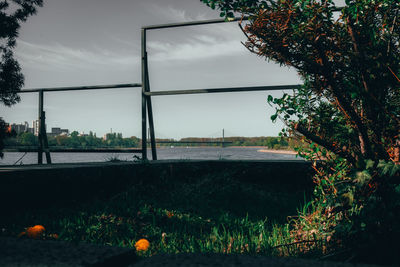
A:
[[294, 123, 357, 166]]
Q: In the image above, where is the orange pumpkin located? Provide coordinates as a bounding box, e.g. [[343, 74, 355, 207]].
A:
[[26, 225, 45, 239], [135, 239, 150, 251]]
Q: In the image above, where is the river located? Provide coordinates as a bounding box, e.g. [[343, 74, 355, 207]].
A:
[[0, 147, 302, 165]]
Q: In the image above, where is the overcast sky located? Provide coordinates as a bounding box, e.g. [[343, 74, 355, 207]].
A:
[[0, 0, 306, 139]]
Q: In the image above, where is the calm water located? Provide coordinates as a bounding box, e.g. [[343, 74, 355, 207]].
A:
[[0, 147, 301, 165]]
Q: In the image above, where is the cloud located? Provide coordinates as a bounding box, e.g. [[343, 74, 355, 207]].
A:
[[142, 3, 248, 62], [148, 4, 209, 23], [147, 34, 247, 62], [15, 40, 140, 72], [146, 2, 246, 36]]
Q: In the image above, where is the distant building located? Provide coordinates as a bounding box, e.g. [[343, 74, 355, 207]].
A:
[[51, 127, 69, 135], [32, 120, 46, 136], [103, 132, 122, 141], [51, 127, 61, 135], [48, 127, 69, 137], [10, 121, 30, 134], [78, 131, 88, 137], [33, 120, 39, 136]]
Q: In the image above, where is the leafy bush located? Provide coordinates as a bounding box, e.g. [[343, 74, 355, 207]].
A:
[[202, 0, 400, 263]]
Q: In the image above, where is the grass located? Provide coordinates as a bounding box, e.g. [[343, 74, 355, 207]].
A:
[[105, 155, 128, 162], [1, 167, 311, 257]]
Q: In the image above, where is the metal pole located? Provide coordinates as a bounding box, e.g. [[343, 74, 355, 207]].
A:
[[144, 51, 157, 160], [41, 111, 52, 164], [18, 83, 142, 93], [144, 84, 301, 96], [222, 128, 225, 148], [141, 29, 147, 160], [38, 90, 43, 164], [143, 7, 343, 30], [143, 17, 247, 30]]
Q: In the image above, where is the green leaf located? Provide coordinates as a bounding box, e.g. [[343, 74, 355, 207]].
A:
[[395, 185, 400, 194], [227, 12, 234, 18], [365, 159, 375, 170], [378, 160, 400, 176], [354, 171, 371, 186], [287, 109, 295, 115]]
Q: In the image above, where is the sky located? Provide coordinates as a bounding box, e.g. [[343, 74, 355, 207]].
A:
[[0, 0, 307, 139]]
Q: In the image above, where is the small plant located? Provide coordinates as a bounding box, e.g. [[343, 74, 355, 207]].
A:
[[106, 155, 126, 162]]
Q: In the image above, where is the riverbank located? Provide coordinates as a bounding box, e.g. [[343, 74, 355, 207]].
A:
[[257, 149, 297, 155]]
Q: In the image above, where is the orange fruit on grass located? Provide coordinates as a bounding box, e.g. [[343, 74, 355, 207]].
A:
[[135, 239, 150, 251], [26, 225, 45, 239]]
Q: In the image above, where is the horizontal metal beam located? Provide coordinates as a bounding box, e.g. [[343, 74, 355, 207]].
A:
[[143, 17, 248, 30], [17, 83, 142, 93], [143, 7, 343, 30], [144, 84, 301, 96], [5, 147, 143, 153]]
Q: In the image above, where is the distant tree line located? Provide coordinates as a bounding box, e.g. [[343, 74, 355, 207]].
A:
[[153, 136, 299, 149], [4, 131, 140, 149], [4, 132, 298, 150]]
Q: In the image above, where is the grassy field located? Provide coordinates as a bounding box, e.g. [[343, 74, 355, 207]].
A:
[[1, 165, 312, 257]]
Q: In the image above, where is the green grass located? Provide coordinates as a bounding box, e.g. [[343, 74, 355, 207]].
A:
[[1, 168, 310, 257]]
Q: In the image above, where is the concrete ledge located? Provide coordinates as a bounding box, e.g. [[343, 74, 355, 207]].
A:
[[0, 160, 314, 215], [0, 237, 380, 267], [0, 237, 137, 267], [133, 253, 380, 267]]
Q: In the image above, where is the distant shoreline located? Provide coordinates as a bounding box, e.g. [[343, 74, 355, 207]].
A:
[[156, 146, 297, 155], [4, 146, 298, 155], [257, 149, 297, 155]]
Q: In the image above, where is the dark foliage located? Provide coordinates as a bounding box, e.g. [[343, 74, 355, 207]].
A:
[[0, 0, 43, 157], [0, 117, 7, 158], [202, 0, 400, 264]]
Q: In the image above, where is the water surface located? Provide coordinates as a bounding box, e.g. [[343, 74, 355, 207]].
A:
[[1, 147, 301, 165]]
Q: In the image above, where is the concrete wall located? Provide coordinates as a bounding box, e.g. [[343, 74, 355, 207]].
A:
[[0, 160, 314, 215]]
